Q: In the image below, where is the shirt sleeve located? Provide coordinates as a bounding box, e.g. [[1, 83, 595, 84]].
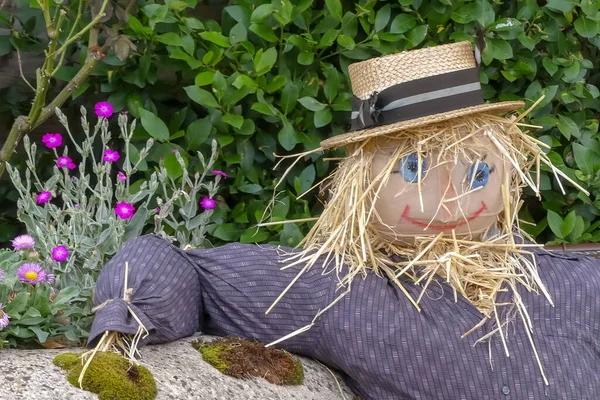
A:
[[184, 243, 337, 357]]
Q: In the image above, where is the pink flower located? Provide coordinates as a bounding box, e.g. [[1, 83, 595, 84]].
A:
[[51, 245, 69, 262], [117, 171, 127, 181], [36, 191, 52, 204], [46, 274, 56, 284], [200, 197, 216, 210], [95, 101, 114, 118], [41, 133, 63, 149], [212, 170, 227, 179], [155, 207, 160, 213], [103, 149, 120, 163], [0, 269, 3, 282], [56, 156, 76, 170], [12, 234, 35, 249], [114, 201, 135, 219], [17, 263, 47, 284], [0, 303, 9, 329], [171, 149, 179, 153]]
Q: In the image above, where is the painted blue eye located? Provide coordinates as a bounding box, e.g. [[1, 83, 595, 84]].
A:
[[467, 162, 490, 189], [399, 153, 427, 183]]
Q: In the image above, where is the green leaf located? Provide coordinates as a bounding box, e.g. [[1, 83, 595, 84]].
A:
[[199, 31, 230, 47], [157, 32, 184, 46], [324, 71, 339, 103], [251, 4, 274, 23], [573, 142, 593, 175], [562, 210, 577, 238], [212, 71, 227, 100], [164, 152, 188, 180], [542, 58, 558, 76], [225, 5, 248, 23], [374, 4, 391, 32], [451, 3, 480, 24], [29, 326, 49, 343], [569, 216, 585, 242], [406, 25, 427, 49], [184, 86, 220, 108], [318, 29, 339, 48], [482, 38, 513, 64], [254, 47, 278, 75], [491, 18, 522, 32], [298, 51, 315, 65], [252, 102, 277, 116], [211, 223, 244, 241], [546, 0, 577, 13], [314, 108, 332, 128], [337, 34, 355, 50], [195, 71, 216, 86], [517, 32, 536, 50], [139, 109, 170, 141], [240, 228, 269, 243], [232, 74, 259, 91], [237, 119, 256, 135], [123, 206, 150, 241], [249, 23, 279, 42], [186, 118, 212, 150], [265, 75, 287, 93], [390, 14, 416, 34], [298, 97, 327, 111], [278, 120, 299, 150], [296, 164, 316, 195], [169, 48, 202, 69], [238, 183, 263, 193], [5, 292, 28, 314], [547, 210, 564, 239], [280, 223, 304, 246], [563, 60, 581, 82], [325, 0, 343, 22], [182, 17, 205, 30], [574, 17, 599, 38], [223, 113, 244, 129], [281, 83, 300, 114], [580, 0, 599, 17], [557, 115, 579, 140], [229, 22, 248, 44]]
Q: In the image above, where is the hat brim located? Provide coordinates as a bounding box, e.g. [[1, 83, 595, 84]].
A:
[[320, 101, 525, 150]]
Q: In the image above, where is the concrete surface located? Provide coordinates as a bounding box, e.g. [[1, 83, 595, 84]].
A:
[[0, 334, 356, 400]]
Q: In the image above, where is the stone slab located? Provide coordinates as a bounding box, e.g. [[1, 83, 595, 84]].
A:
[[0, 334, 355, 400]]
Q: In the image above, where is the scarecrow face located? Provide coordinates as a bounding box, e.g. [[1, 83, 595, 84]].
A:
[[371, 133, 509, 238]]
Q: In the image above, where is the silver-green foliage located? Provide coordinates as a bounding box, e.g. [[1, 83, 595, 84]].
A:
[[6, 106, 219, 301]]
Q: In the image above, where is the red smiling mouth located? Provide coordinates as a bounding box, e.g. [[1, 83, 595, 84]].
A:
[[400, 201, 488, 231]]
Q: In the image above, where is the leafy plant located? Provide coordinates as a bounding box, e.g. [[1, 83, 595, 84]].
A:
[[2, 104, 220, 347]]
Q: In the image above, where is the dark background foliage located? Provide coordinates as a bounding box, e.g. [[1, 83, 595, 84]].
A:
[[1, 0, 599, 246]]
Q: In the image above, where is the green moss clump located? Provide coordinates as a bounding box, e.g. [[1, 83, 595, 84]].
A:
[[287, 356, 304, 385], [192, 337, 304, 386], [195, 343, 230, 373], [53, 353, 80, 369], [53, 352, 157, 400]]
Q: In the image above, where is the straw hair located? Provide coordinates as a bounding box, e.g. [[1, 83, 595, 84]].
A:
[[266, 111, 589, 384]]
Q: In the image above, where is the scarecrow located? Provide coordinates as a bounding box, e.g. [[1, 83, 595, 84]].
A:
[[88, 42, 600, 399]]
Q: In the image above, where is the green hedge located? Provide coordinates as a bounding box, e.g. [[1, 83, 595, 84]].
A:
[[2, 0, 600, 245]]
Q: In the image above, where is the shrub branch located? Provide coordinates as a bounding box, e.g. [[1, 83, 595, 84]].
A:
[[0, 0, 109, 177]]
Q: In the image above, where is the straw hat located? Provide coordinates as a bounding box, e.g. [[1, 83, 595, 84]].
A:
[[320, 41, 524, 150]]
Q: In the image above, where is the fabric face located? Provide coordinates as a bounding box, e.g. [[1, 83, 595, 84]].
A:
[[371, 133, 509, 238]]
